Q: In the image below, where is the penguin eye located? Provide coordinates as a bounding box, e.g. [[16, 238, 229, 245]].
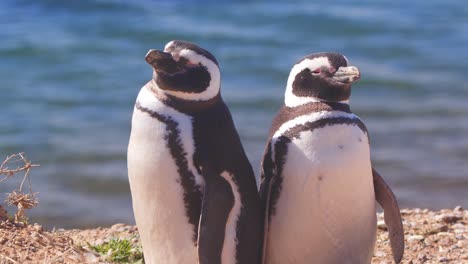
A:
[[312, 68, 321, 74]]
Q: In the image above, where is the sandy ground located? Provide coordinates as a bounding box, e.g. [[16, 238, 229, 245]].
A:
[[0, 207, 466, 264]]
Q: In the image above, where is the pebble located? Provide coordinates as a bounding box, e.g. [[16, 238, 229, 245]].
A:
[[407, 235, 425, 243], [84, 252, 99, 263], [31, 232, 39, 241], [417, 253, 428, 261], [438, 246, 447, 253], [454, 205, 463, 212], [427, 224, 449, 234], [438, 256, 449, 262], [377, 220, 387, 230], [451, 223, 465, 230], [32, 223, 43, 232], [436, 231, 452, 236], [436, 214, 462, 224], [111, 223, 128, 232], [440, 236, 453, 246], [374, 250, 386, 257]]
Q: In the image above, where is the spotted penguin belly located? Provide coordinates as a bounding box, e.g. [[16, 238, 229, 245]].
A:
[[128, 107, 200, 264], [266, 123, 376, 264], [127, 86, 206, 263]]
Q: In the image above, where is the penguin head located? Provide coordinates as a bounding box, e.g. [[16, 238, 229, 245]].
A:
[[284, 52, 360, 107], [145, 40, 220, 101]]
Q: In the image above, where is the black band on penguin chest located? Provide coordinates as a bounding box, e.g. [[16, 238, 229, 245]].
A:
[[268, 113, 369, 220], [135, 102, 203, 244]]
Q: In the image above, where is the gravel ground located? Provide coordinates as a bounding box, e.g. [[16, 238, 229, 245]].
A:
[[0, 207, 466, 264]]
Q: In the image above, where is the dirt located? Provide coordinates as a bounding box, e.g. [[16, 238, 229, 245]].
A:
[[0, 207, 466, 264]]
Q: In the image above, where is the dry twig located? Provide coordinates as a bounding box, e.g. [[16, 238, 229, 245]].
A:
[[0, 153, 40, 222]]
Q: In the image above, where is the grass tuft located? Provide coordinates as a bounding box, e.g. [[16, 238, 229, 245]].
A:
[[88, 237, 144, 264]]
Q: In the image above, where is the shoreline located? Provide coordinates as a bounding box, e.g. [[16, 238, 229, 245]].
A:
[[0, 207, 466, 263]]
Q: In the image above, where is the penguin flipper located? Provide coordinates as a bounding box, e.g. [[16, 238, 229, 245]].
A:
[[197, 166, 234, 264], [372, 168, 404, 263], [259, 175, 274, 264], [259, 143, 275, 264]]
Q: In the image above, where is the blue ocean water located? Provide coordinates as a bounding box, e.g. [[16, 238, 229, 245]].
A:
[[0, 0, 467, 228]]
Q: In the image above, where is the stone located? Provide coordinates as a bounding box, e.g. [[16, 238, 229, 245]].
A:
[[32, 223, 43, 232], [438, 256, 449, 262], [417, 253, 428, 261], [436, 214, 462, 224], [408, 235, 425, 243], [84, 252, 99, 263], [451, 223, 465, 230], [427, 224, 448, 234], [377, 220, 387, 230]]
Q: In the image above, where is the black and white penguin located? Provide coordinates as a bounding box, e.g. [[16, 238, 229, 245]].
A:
[[128, 40, 262, 264], [259, 52, 404, 264]]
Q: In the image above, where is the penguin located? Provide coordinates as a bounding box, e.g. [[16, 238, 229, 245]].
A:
[[127, 40, 262, 264], [259, 52, 404, 264]]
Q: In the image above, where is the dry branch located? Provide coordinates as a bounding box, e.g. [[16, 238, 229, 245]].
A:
[[0, 153, 40, 222]]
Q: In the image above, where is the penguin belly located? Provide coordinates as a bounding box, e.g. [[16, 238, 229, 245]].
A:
[[267, 123, 376, 264], [128, 106, 199, 264]]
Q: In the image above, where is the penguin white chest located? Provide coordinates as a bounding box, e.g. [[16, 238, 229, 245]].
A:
[[267, 123, 376, 264], [127, 89, 202, 264]]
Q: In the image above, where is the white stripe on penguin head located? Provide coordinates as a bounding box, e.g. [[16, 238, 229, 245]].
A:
[[284, 57, 330, 107]]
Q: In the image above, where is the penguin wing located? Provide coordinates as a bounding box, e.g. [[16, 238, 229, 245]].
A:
[[373, 168, 404, 263], [259, 142, 275, 264], [197, 166, 235, 264]]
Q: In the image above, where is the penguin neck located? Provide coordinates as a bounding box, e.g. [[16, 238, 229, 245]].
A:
[[285, 100, 352, 114], [284, 87, 350, 107], [148, 80, 221, 114]]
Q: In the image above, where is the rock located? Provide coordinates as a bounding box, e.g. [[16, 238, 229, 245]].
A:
[[438, 256, 449, 262], [451, 223, 465, 230], [438, 237, 452, 246], [407, 235, 425, 243], [436, 214, 462, 224], [32, 223, 43, 232], [454, 205, 463, 212], [417, 253, 428, 261], [438, 246, 448, 253], [111, 223, 128, 232], [374, 250, 386, 257], [377, 220, 387, 230], [427, 224, 448, 234], [84, 252, 99, 263]]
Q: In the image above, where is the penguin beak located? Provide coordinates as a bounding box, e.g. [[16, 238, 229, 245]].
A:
[[145, 49, 179, 74], [332, 66, 360, 83]]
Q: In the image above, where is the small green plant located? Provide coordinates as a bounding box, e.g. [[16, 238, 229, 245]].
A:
[[88, 237, 144, 264]]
